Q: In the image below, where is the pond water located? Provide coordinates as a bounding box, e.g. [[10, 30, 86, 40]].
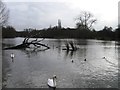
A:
[[2, 38, 120, 88]]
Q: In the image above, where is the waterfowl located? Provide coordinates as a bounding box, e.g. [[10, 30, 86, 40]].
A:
[[71, 60, 74, 63], [84, 58, 86, 61], [102, 57, 106, 59], [47, 75, 57, 88], [11, 53, 14, 58], [10, 53, 14, 62]]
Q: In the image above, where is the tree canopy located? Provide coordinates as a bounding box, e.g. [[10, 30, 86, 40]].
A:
[[75, 11, 97, 30]]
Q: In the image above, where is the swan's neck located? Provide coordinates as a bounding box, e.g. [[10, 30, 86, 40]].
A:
[[53, 78, 56, 86]]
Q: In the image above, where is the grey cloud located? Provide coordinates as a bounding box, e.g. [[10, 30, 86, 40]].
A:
[[6, 2, 77, 30], [118, 1, 120, 24], [5, 2, 118, 31]]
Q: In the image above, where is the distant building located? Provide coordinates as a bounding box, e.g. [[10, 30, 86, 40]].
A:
[[58, 19, 61, 29], [49, 25, 52, 29]]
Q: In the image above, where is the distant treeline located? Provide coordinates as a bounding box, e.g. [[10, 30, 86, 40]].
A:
[[2, 26, 120, 40]]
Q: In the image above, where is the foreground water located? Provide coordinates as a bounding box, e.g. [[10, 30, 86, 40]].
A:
[[2, 38, 120, 88]]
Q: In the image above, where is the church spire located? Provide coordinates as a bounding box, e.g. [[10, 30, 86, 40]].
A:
[[58, 19, 61, 29]]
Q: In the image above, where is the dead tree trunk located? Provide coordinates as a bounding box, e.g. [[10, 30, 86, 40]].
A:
[[3, 38, 50, 50]]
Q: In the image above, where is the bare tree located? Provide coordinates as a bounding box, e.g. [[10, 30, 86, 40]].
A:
[[75, 11, 97, 30], [0, 1, 49, 51], [0, 0, 9, 27]]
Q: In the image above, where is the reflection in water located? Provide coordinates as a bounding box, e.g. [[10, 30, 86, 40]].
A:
[[118, 46, 120, 89], [2, 38, 119, 88], [2, 51, 12, 88], [64, 50, 76, 59]]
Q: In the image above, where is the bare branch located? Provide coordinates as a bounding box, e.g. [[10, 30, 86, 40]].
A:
[[31, 38, 38, 43], [89, 19, 97, 29], [4, 38, 50, 51], [36, 38, 45, 43], [23, 38, 27, 44], [75, 11, 97, 30], [0, 0, 9, 26]]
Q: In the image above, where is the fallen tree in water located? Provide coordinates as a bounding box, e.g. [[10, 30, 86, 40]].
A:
[[3, 37, 50, 50]]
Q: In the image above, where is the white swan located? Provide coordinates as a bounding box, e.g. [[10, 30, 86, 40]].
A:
[[47, 75, 57, 88], [11, 53, 14, 58]]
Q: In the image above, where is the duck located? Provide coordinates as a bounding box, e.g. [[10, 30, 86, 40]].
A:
[[102, 57, 106, 59], [47, 75, 57, 88], [71, 60, 74, 63]]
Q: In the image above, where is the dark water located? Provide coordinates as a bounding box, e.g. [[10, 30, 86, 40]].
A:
[[2, 38, 120, 88]]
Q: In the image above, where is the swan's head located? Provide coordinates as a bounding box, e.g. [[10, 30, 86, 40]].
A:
[[53, 75, 57, 79]]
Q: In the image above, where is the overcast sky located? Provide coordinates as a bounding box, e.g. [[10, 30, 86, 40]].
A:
[[3, 0, 119, 31]]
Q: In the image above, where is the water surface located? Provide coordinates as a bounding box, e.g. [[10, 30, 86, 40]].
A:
[[2, 38, 119, 88]]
